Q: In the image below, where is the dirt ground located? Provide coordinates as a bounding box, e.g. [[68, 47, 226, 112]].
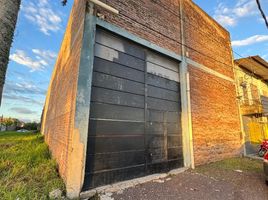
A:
[[111, 158, 268, 200]]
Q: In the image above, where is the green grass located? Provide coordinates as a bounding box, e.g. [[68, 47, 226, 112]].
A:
[[195, 157, 263, 174], [0, 131, 65, 200]]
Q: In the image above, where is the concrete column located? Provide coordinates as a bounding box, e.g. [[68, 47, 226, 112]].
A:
[[179, 0, 194, 169], [67, 2, 96, 198]]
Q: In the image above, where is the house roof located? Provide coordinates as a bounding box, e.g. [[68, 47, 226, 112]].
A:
[[235, 56, 268, 81]]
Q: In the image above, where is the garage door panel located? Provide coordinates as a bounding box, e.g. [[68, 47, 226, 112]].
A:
[[87, 136, 145, 153], [167, 123, 182, 134], [95, 43, 145, 71], [167, 112, 181, 123], [86, 150, 145, 172], [90, 103, 144, 121], [147, 51, 179, 72], [146, 159, 183, 173], [147, 85, 179, 102], [147, 110, 180, 123], [147, 110, 164, 122], [146, 134, 164, 149], [92, 72, 144, 95], [91, 87, 144, 108], [89, 120, 144, 136], [147, 62, 179, 82], [83, 165, 146, 189], [147, 74, 179, 92], [148, 148, 166, 163], [96, 29, 145, 60], [147, 97, 179, 111], [94, 58, 145, 83], [146, 122, 181, 133], [168, 148, 183, 160], [168, 136, 182, 148], [146, 122, 164, 133]]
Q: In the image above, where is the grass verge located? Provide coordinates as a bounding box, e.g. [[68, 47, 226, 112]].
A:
[[195, 157, 263, 174], [0, 131, 65, 200]]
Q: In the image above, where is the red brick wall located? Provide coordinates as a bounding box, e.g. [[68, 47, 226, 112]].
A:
[[183, 1, 242, 164], [189, 66, 242, 164], [42, 0, 86, 181], [183, 1, 234, 78], [97, 0, 242, 165]]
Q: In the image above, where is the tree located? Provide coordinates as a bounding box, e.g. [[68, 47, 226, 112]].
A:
[[0, 0, 67, 106], [24, 122, 40, 130], [0, 0, 21, 106], [1, 117, 14, 129]]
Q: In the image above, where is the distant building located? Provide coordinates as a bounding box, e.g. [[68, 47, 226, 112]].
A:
[[234, 56, 268, 155], [41, 0, 242, 198], [0, 116, 20, 131]]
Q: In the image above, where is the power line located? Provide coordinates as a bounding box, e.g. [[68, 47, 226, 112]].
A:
[[136, 1, 258, 75], [123, 14, 260, 78], [153, 1, 267, 66], [118, 2, 266, 80], [256, 0, 268, 29], [161, 1, 268, 78]]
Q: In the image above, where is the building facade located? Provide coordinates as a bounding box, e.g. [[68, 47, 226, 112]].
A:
[[234, 56, 268, 155], [41, 0, 242, 198]]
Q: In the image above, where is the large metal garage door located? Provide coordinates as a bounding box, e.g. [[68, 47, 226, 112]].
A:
[[83, 28, 183, 190]]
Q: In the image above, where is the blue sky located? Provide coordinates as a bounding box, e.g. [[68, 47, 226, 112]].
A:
[[0, 0, 267, 122]]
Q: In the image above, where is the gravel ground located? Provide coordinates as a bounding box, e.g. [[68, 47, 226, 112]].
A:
[[111, 160, 268, 200]]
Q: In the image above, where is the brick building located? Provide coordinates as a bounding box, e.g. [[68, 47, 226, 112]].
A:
[[41, 0, 242, 198]]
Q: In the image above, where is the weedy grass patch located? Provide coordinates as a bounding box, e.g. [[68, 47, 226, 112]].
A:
[[195, 157, 263, 174], [0, 131, 64, 200]]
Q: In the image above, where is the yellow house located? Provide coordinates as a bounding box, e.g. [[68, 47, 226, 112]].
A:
[[234, 56, 268, 155]]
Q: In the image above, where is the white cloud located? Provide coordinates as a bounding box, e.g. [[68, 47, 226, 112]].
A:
[[22, 0, 62, 35], [3, 94, 43, 106], [10, 48, 57, 71], [262, 54, 268, 60], [232, 35, 268, 47], [9, 107, 37, 115], [214, 15, 237, 27], [32, 49, 57, 61], [4, 79, 46, 96], [10, 50, 48, 71], [213, 0, 258, 27]]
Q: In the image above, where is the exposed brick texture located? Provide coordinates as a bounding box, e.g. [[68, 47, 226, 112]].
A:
[[189, 66, 242, 165], [42, 0, 86, 182], [183, 1, 234, 78]]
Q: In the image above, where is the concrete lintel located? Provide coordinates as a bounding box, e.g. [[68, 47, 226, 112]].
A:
[[80, 167, 188, 199], [180, 61, 194, 169], [179, 0, 194, 169]]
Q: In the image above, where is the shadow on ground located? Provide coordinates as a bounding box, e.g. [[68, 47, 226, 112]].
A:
[[112, 158, 268, 200]]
